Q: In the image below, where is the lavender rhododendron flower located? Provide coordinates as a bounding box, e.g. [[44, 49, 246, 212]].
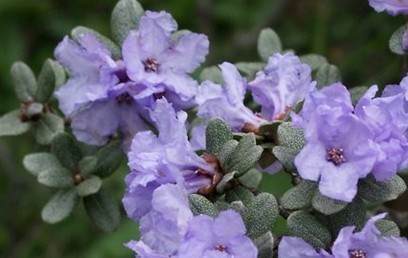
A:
[[279, 213, 408, 257], [248, 52, 314, 121], [196, 62, 266, 131], [122, 11, 209, 110], [368, 0, 408, 16], [178, 210, 257, 258], [123, 98, 214, 220]]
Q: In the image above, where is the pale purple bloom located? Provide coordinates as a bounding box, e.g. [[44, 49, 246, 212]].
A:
[[248, 52, 315, 121], [178, 210, 257, 258], [368, 0, 408, 16], [279, 213, 408, 257], [122, 11, 209, 110], [123, 99, 214, 220], [196, 62, 266, 131]]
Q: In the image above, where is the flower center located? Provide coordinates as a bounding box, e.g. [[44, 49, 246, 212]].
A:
[[143, 57, 160, 72], [327, 147, 346, 165], [214, 244, 228, 252], [349, 249, 367, 258]]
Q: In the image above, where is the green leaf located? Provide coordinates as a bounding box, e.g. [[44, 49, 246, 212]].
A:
[[277, 122, 306, 153], [235, 62, 265, 79], [10, 61, 37, 101], [300, 54, 328, 71], [78, 156, 98, 177], [206, 118, 233, 157], [287, 211, 331, 249], [375, 219, 400, 237], [23, 152, 62, 176], [35, 59, 60, 102], [245, 193, 279, 239], [329, 197, 366, 236], [253, 231, 274, 258], [280, 180, 317, 210], [84, 190, 121, 232], [76, 176, 103, 197], [316, 64, 341, 88], [349, 86, 369, 105], [258, 121, 281, 141], [38, 167, 74, 188], [71, 26, 121, 60], [238, 168, 262, 189], [0, 109, 30, 136], [358, 175, 407, 203], [111, 0, 144, 45], [312, 190, 348, 215], [188, 194, 218, 217], [228, 134, 263, 176], [51, 132, 82, 171], [389, 24, 408, 55], [199, 66, 223, 84], [216, 171, 237, 193], [225, 186, 255, 206], [272, 146, 297, 172], [257, 28, 282, 61], [218, 139, 239, 168], [33, 112, 64, 145], [41, 188, 79, 224], [90, 140, 124, 178]]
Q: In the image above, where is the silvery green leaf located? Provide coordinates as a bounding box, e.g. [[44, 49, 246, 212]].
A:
[[51, 132, 82, 171], [206, 118, 233, 157], [218, 139, 239, 168], [312, 190, 348, 215], [280, 180, 317, 210], [33, 112, 64, 145], [238, 168, 262, 189], [389, 24, 408, 55], [38, 167, 74, 188], [277, 122, 306, 153], [0, 109, 30, 136], [71, 26, 121, 60], [329, 197, 366, 236], [253, 231, 274, 258], [199, 66, 223, 84], [225, 186, 255, 206], [90, 140, 124, 178], [111, 0, 144, 44], [287, 211, 331, 250], [188, 194, 218, 217], [10, 61, 37, 101], [235, 62, 265, 80], [229, 145, 263, 176], [84, 190, 120, 232], [358, 174, 406, 202], [258, 121, 281, 141], [76, 176, 103, 197], [257, 28, 282, 61], [272, 146, 296, 173], [23, 152, 62, 176], [375, 219, 400, 237], [78, 156, 98, 177], [216, 171, 237, 193], [316, 64, 341, 88], [35, 59, 61, 102], [41, 188, 79, 224], [300, 54, 328, 71], [245, 193, 278, 239]]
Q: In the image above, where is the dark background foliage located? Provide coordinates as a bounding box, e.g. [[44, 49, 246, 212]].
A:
[[0, 0, 405, 257]]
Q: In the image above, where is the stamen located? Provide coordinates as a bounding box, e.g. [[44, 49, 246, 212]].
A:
[[143, 57, 160, 72], [115, 92, 132, 105], [214, 244, 228, 252], [327, 147, 346, 165], [349, 249, 367, 258]]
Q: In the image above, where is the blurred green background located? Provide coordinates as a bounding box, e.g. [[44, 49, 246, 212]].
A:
[[0, 0, 406, 257]]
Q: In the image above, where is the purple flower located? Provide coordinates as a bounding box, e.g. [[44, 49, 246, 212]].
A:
[[248, 52, 315, 121], [294, 84, 379, 202], [122, 11, 209, 110], [368, 0, 408, 16], [123, 99, 214, 220], [177, 210, 257, 258], [196, 62, 266, 131], [279, 213, 408, 257]]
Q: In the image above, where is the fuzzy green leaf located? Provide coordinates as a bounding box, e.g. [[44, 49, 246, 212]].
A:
[[253, 231, 274, 258], [199, 66, 223, 84], [84, 190, 121, 232], [312, 190, 348, 215], [358, 175, 407, 203], [23, 152, 62, 176], [111, 0, 144, 44], [38, 167, 74, 188], [257, 28, 282, 61], [90, 140, 124, 178], [300, 54, 328, 71], [188, 194, 218, 217], [329, 197, 366, 236], [229, 134, 263, 176], [35, 59, 61, 102], [216, 171, 237, 193], [389, 24, 408, 55], [0, 109, 30, 137], [41, 188, 79, 223], [375, 219, 400, 237], [225, 186, 255, 206], [245, 193, 279, 239], [235, 62, 265, 80], [277, 122, 306, 153], [76, 176, 103, 197], [238, 168, 262, 189], [316, 64, 341, 88], [272, 146, 296, 172], [287, 211, 331, 249], [10, 61, 37, 101], [51, 132, 82, 171], [33, 112, 64, 145], [218, 139, 238, 168], [280, 180, 317, 210], [206, 118, 233, 156]]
